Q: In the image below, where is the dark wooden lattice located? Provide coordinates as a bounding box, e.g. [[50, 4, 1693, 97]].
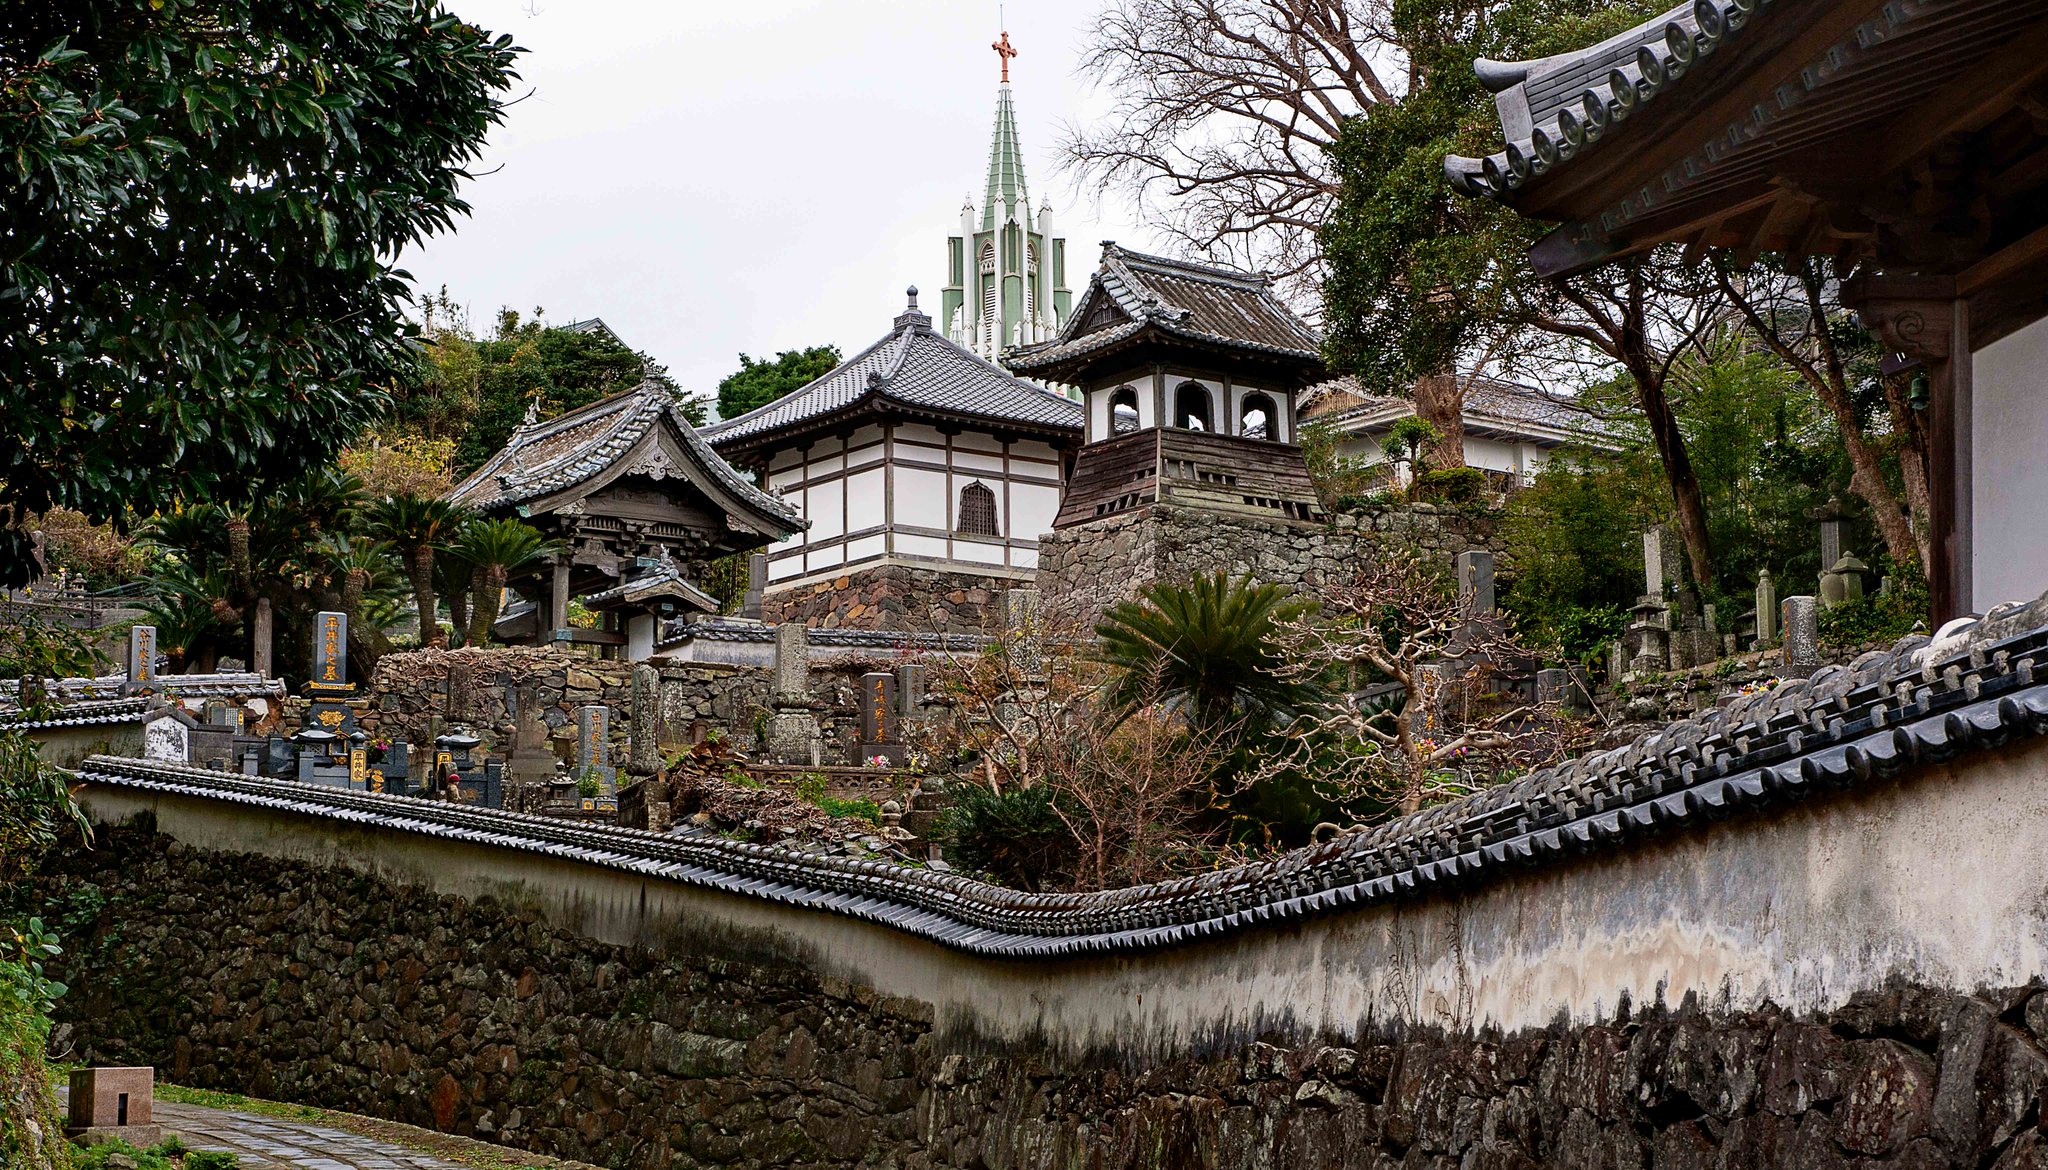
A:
[[957, 481, 1000, 536]]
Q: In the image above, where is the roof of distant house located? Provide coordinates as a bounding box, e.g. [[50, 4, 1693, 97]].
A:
[[1302, 375, 1619, 449], [0, 672, 285, 709], [0, 696, 153, 731], [448, 380, 801, 535], [1006, 244, 1324, 380], [703, 291, 1083, 453]]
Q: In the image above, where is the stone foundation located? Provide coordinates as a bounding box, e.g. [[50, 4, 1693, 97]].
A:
[[37, 823, 2048, 1170], [1036, 501, 1504, 627], [762, 562, 1029, 632]]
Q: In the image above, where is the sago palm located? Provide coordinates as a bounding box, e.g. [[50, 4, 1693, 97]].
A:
[[454, 518, 561, 647], [1096, 572, 1321, 734], [365, 493, 470, 645]]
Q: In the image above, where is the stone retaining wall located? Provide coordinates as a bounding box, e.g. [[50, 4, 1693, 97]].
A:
[[1036, 501, 1504, 626], [353, 647, 899, 773], [763, 563, 1029, 632], [37, 822, 2048, 1170]]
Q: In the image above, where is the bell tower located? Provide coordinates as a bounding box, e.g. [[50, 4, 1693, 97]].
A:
[[942, 29, 1071, 360]]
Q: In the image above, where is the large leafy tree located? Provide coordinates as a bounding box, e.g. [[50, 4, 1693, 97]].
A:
[[0, 0, 521, 587], [716, 346, 842, 421], [404, 298, 707, 476]]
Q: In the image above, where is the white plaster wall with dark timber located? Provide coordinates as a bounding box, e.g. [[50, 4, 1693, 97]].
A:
[[1972, 315, 2048, 613]]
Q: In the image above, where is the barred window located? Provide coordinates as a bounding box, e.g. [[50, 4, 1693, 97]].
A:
[[957, 481, 999, 536]]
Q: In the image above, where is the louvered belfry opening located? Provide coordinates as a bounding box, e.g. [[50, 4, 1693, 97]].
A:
[[957, 481, 1000, 536]]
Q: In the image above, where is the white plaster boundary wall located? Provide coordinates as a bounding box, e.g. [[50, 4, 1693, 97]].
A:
[[77, 734, 2048, 1063]]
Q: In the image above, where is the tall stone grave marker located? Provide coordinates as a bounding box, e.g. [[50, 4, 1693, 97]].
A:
[[576, 705, 617, 812], [1755, 571, 1779, 645], [125, 625, 158, 694], [765, 624, 821, 765], [742, 553, 767, 620], [895, 662, 925, 719], [1456, 550, 1496, 617], [628, 664, 660, 777], [1810, 496, 1852, 579], [1006, 588, 1044, 678], [855, 671, 904, 766], [312, 611, 348, 688], [1781, 596, 1821, 675]]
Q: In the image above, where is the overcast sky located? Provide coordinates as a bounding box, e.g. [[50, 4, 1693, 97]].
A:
[[402, 0, 1173, 410]]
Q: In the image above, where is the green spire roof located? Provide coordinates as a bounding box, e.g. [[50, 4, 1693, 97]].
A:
[[982, 84, 1033, 232]]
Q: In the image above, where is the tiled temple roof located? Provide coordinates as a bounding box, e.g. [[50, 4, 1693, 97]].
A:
[[449, 381, 801, 532], [1443, 0, 1761, 201], [582, 555, 719, 613], [1006, 245, 1322, 374], [1302, 375, 1618, 447], [69, 590, 2048, 958], [702, 292, 1082, 449], [656, 619, 990, 654], [0, 673, 284, 708], [0, 697, 151, 731]]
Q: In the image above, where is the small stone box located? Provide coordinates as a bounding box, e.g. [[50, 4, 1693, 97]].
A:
[[67, 1066, 162, 1147]]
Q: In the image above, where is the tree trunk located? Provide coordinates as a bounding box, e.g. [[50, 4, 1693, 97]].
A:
[[251, 595, 273, 676], [448, 585, 471, 648], [467, 566, 506, 647], [409, 547, 441, 647], [1881, 372, 1935, 575], [1413, 372, 1466, 470], [1623, 355, 1715, 587]]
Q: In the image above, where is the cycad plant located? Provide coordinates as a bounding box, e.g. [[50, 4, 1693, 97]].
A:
[[1096, 572, 1321, 735], [454, 518, 561, 647], [364, 493, 470, 645]]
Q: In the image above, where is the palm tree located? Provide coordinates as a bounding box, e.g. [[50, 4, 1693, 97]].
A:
[[136, 569, 235, 673], [365, 494, 469, 646], [453, 518, 560, 647], [1096, 572, 1321, 734]]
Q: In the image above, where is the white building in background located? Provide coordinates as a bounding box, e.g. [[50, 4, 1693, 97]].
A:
[[1300, 375, 1615, 489]]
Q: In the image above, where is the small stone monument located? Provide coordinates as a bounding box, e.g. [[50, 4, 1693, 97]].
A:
[[1534, 668, 1567, 707], [312, 610, 348, 688], [854, 671, 904, 766], [764, 624, 822, 765], [1809, 495, 1852, 578], [1755, 570, 1779, 645], [1781, 595, 1821, 675], [67, 1066, 161, 1146], [504, 686, 557, 806], [124, 625, 158, 695], [895, 662, 926, 719], [1820, 551, 1870, 607], [628, 664, 660, 777], [742, 553, 767, 620], [1005, 588, 1044, 678], [1456, 550, 1496, 617], [576, 705, 617, 811]]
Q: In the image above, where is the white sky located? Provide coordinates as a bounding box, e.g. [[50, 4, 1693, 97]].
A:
[[402, 0, 1174, 409]]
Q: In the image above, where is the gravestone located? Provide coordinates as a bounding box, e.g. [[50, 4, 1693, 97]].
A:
[[854, 671, 905, 766], [628, 664, 660, 777], [1006, 588, 1044, 677], [1456, 550, 1496, 616], [576, 706, 617, 813], [142, 712, 189, 763], [125, 625, 158, 692], [504, 686, 557, 804], [1781, 596, 1821, 675], [765, 623, 822, 765], [1810, 496, 1852, 578], [1643, 526, 1683, 599], [1820, 552, 1870, 606], [772, 623, 810, 705], [742, 553, 767, 620], [1755, 571, 1779, 644], [1535, 668, 1568, 707], [312, 610, 348, 688], [895, 662, 925, 718]]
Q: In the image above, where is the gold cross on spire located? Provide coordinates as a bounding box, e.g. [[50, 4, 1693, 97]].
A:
[[991, 30, 1017, 83]]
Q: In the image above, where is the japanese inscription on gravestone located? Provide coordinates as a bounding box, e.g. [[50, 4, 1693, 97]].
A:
[[860, 672, 896, 744], [577, 706, 615, 811], [314, 611, 347, 687], [127, 626, 157, 686]]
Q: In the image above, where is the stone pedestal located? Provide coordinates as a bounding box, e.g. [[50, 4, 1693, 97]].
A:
[[766, 710, 822, 766], [67, 1066, 161, 1147]]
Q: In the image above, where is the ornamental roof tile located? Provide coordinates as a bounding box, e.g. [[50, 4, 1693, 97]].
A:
[[0, 696, 152, 731], [1302, 375, 1619, 447], [582, 554, 720, 613], [702, 294, 1083, 447], [657, 618, 990, 654], [1006, 245, 1323, 373], [1443, 0, 1765, 202], [448, 381, 801, 532], [69, 581, 2048, 957]]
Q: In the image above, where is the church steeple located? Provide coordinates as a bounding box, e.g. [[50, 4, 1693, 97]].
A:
[[942, 29, 1071, 361]]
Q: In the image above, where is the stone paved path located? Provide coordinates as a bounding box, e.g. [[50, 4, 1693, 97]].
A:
[[151, 1099, 466, 1170]]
